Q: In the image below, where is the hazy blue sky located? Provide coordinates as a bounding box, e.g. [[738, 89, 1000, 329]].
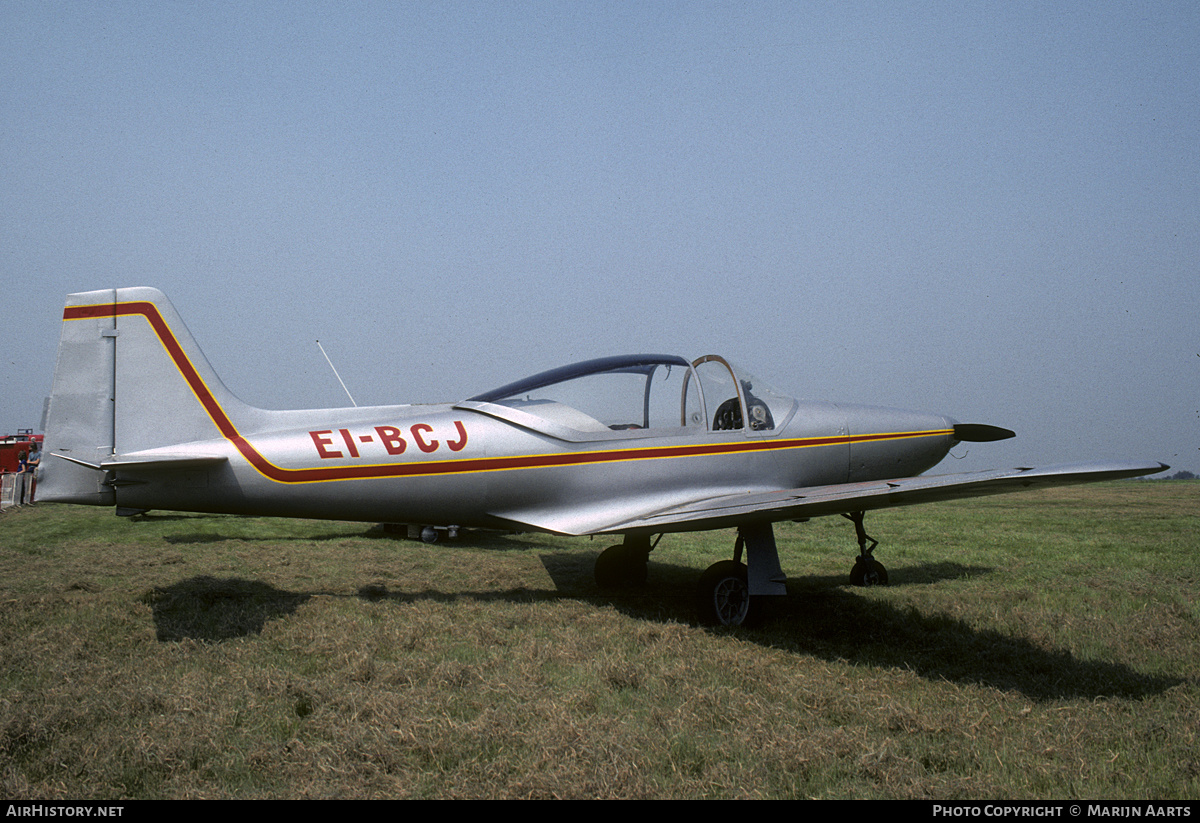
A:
[[3, 1, 1196, 474]]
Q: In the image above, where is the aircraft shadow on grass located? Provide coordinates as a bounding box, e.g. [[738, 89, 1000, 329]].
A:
[[551, 555, 1185, 704], [141, 576, 311, 641], [142, 549, 1182, 704], [161, 531, 382, 545], [158, 525, 543, 547], [539, 553, 1184, 703]]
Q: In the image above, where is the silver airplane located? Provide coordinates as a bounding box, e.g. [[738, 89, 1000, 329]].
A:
[[38, 287, 1165, 626]]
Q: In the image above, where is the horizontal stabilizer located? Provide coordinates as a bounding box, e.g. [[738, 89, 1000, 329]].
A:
[[51, 452, 227, 472]]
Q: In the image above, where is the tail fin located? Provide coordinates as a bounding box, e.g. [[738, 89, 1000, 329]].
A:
[[39, 287, 251, 504]]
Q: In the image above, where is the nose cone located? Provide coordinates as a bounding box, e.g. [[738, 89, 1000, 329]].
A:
[[952, 423, 1016, 442], [842, 404, 958, 482]]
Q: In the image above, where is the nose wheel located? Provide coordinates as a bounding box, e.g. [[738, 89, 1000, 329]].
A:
[[844, 511, 888, 587], [850, 556, 888, 586]]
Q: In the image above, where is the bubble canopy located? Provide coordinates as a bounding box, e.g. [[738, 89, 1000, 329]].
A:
[[463, 354, 797, 440]]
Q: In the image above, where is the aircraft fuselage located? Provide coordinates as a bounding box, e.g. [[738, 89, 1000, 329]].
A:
[[110, 399, 956, 534]]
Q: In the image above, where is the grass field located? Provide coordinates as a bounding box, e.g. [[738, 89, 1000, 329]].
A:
[[1, 482, 1197, 799]]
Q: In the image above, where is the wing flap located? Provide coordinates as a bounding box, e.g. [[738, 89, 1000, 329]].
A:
[[488, 486, 758, 536]]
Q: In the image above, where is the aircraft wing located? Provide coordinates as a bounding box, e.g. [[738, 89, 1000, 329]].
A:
[[594, 460, 1167, 535]]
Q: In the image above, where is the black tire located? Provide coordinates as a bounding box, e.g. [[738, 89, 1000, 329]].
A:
[[696, 560, 762, 627], [594, 544, 648, 588], [849, 558, 888, 587]]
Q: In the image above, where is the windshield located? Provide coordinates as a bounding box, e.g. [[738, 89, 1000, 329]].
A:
[[688, 356, 797, 434]]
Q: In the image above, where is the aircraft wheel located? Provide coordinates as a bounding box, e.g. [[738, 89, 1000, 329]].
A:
[[696, 560, 762, 627], [850, 558, 888, 587], [594, 544, 647, 588]]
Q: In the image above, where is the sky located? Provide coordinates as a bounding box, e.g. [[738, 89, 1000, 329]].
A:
[[3, 1, 1197, 475]]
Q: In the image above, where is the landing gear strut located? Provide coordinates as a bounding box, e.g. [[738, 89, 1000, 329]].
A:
[[843, 511, 888, 586], [594, 534, 656, 588]]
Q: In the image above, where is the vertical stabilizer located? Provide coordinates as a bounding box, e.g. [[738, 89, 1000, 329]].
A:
[[38, 287, 251, 504]]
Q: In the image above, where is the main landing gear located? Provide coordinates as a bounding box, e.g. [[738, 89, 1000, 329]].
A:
[[594, 514, 888, 628], [843, 511, 888, 586], [695, 523, 787, 628], [695, 534, 760, 628], [593, 527, 787, 628]]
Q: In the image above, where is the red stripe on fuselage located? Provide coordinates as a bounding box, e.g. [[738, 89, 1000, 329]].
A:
[[63, 302, 952, 484]]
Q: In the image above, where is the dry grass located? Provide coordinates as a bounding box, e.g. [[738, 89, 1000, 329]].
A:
[[1, 482, 1197, 798]]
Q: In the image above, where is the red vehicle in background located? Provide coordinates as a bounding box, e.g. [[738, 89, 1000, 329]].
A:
[[1, 430, 42, 506], [1, 429, 42, 473]]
